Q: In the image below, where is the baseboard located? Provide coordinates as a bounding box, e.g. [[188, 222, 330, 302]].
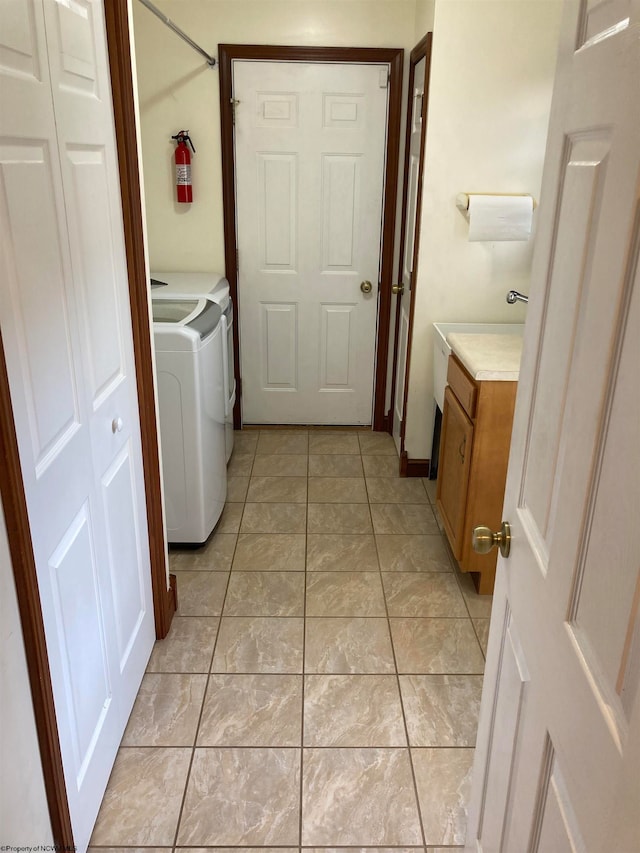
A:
[[400, 451, 430, 478]]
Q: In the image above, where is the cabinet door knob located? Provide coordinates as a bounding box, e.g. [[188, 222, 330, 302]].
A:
[[472, 521, 511, 558], [112, 417, 124, 434]]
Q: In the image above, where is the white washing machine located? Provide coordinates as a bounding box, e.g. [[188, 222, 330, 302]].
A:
[[151, 271, 236, 462], [152, 296, 227, 544]]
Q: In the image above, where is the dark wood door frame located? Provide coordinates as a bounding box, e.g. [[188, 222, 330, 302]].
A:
[[218, 44, 404, 431], [389, 33, 433, 473], [0, 2, 173, 845]]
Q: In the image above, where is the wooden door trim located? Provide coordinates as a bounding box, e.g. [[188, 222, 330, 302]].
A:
[[218, 44, 404, 430], [0, 1, 172, 843], [389, 33, 432, 453], [104, 0, 175, 638]]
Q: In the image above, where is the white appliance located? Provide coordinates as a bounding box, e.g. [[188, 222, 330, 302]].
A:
[[151, 271, 236, 461], [152, 296, 227, 543]]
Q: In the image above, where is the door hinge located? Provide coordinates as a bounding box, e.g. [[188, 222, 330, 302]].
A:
[[230, 98, 240, 124], [379, 68, 390, 89]]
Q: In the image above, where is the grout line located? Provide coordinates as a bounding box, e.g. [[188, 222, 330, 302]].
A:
[[374, 493, 428, 849], [170, 515, 238, 848]]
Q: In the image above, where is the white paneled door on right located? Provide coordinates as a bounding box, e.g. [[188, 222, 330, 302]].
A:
[[0, 1, 154, 849], [234, 61, 389, 424], [466, 2, 640, 851], [392, 54, 426, 452]]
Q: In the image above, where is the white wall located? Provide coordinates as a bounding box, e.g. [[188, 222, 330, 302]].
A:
[[404, 0, 562, 459], [415, 0, 435, 37], [132, 0, 418, 273], [0, 504, 54, 843]]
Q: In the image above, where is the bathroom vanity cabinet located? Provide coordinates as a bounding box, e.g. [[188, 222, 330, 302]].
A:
[[436, 351, 518, 595]]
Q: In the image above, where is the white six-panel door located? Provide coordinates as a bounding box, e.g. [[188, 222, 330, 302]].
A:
[[393, 55, 426, 452], [466, 1, 640, 849], [0, 1, 154, 848], [234, 61, 389, 424]]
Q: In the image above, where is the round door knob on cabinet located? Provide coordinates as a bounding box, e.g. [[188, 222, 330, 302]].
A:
[[360, 280, 373, 294], [111, 417, 124, 434], [472, 521, 511, 558], [391, 283, 404, 295]]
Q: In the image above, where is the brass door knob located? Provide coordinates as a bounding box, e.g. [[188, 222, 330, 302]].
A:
[[360, 280, 373, 294], [472, 522, 511, 558], [392, 283, 404, 295]]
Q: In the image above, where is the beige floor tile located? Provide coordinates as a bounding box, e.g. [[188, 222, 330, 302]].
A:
[[456, 567, 494, 617], [226, 475, 250, 502], [304, 675, 406, 746], [146, 617, 219, 673], [306, 572, 386, 617], [308, 453, 364, 477], [90, 747, 191, 845], [227, 452, 255, 477], [305, 617, 395, 674], [376, 534, 452, 572], [358, 431, 398, 456], [308, 476, 368, 503], [224, 571, 305, 617], [307, 503, 373, 534], [121, 673, 207, 746], [178, 748, 300, 845], [306, 534, 379, 572], [197, 674, 302, 746], [422, 477, 438, 504], [233, 533, 306, 571], [304, 850, 422, 853], [308, 432, 361, 454], [382, 573, 467, 617], [371, 503, 439, 535], [256, 431, 309, 455], [212, 617, 304, 673], [473, 618, 490, 655], [400, 675, 483, 746], [390, 618, 485, 674], [412, 748, 474, 846], [246, 475, 307, 503], [88, 848, 170, 853], [362, 455, 401, 478], [366, 477, 428, 504], [215, 502, 244, 533], [176, 571, 229, 617], [240, 502, 307, 534], [302, 748, 422, 844], [251, 454, 308, 477], [169, 533, 237, 572], [233, 429, 259, 452]]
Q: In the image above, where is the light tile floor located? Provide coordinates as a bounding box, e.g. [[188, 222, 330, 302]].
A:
[[90, 429, 492, 852]]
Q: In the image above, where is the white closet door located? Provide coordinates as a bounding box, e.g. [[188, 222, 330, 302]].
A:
[[0, 1, 154, 848]]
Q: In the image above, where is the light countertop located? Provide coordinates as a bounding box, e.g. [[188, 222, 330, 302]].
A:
[[447, 333, 523, 381]]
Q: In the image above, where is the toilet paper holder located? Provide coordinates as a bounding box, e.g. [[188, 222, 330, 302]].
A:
[[456, 192, 537, 217]]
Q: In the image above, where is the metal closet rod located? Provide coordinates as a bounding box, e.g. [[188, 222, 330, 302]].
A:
[[137, 0, 217, 67]]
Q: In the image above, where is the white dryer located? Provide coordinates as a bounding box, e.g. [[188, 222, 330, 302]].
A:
[[151, 271, 236, 461], [152, 296, 227, 544]]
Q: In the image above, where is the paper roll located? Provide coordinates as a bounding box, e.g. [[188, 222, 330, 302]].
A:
[[467, 195, 533, 242]]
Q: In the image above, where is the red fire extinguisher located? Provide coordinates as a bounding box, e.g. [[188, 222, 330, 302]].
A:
[[171, 130, 195, 203]]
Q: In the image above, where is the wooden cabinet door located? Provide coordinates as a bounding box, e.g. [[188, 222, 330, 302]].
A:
[[436, 385, 473, 558]]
